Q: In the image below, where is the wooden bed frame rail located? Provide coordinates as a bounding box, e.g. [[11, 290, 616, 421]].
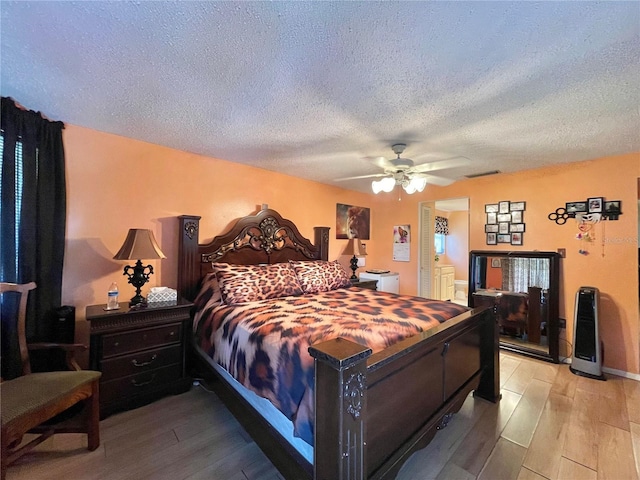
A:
[[177, 210, 500, 480]]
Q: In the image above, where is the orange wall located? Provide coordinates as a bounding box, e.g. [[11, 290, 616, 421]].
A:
[[61, 125, 639, 375], [62, 125, 373, 350]]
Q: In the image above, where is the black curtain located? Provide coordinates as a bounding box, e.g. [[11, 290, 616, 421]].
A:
[[1, 97, 66, 375]]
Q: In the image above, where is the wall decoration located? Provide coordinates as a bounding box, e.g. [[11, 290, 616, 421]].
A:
[[336, 203, 370, 239], [587, 197, 603, 213], [485, 204, 499, 213], [549, 197, 622, 222], [491, 258, 501, 268], [511, 232, 523, 246], [485, 200, 526, 245], [548, 196, 622, 257], [604, 200, 622, 220], [393, 225, 410, 261]]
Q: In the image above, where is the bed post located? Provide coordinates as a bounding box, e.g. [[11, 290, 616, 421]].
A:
[[314, 226, 330, 261], [178, 215, 201, 301], [473, 308, 501, 402], [309, 338, 372, 480]]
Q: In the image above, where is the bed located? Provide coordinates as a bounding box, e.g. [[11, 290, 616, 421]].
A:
[[177, 208, 500, 480]]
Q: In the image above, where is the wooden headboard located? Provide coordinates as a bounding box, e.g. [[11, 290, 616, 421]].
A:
[[177, 208, 330, 301]]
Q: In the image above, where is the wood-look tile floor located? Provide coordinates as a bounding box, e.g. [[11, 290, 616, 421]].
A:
[[7, 352, 640, 480]]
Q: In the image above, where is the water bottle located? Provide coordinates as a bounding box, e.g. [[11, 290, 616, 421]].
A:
[[107, 282, 119, 310]]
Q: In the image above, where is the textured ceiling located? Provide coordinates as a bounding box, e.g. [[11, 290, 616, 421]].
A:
[[1, 1, 639, 194]]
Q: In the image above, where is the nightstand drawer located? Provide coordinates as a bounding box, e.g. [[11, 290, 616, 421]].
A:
[[102, 323, 182, 358], [99, 344, 182, 381], [101, 364, 183, 405]]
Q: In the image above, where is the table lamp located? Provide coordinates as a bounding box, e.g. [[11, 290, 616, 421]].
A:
[[341, 238, 367, 280], [113, 229, 166, 305]]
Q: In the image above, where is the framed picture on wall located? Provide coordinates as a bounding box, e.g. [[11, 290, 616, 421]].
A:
[[511, 211, 522, 223], [497, 234, 511, 243], [587, 197, 603, 213], [485, 204, 499, 213], [497, 213, 511, 223], [486, 213, 497, 224], [336, 203, 370, 239], [491, 258, 501, 268], [510, 201, 526, 211], [511, 232, 523, 245], [510, 223, 525, 233], [485, 224, 499, 233], [499, 201, 510, 214], [498, 222, 509, 234], [486, 233, 497, 245]]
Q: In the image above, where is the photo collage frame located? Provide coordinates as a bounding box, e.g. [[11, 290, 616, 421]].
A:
[[485, 201, 526, 245]]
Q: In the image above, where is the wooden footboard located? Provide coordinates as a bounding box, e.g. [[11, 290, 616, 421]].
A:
[[309, 306, 499, 480]]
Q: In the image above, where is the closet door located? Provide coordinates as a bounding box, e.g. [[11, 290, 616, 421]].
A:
[[419, 202, 435, 298]]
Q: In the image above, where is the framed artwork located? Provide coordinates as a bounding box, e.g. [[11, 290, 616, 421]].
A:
[[491, 258, 501, 268], [336, 203, 370, 239], [511, 232, 523, 245], [485, 199, 526, 246], [604, 200, 622, 220], [566, 201, 587, 215], [485, 204, 499, 213], [587, 197, 603, 213]]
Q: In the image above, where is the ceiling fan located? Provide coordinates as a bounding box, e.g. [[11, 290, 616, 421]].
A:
[[337, 144, 470, 194]]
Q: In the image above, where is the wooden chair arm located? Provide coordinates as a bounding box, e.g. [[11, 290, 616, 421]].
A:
[[27, 343, 88, 371]]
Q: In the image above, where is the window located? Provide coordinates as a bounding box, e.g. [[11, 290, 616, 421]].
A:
[[434, 233, 445, 255], [0, 133, 24, 281]]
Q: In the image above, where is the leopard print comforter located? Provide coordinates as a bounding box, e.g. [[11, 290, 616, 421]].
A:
[[193, 286, 469, 446]]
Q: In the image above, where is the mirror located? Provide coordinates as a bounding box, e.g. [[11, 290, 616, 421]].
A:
[[469, 250, 560, 363]]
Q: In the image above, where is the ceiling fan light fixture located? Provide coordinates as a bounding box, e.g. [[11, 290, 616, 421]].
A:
[[372, 177, 396, 194], [403, 176, 427, 194]]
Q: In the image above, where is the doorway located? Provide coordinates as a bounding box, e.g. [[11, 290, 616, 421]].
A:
[[419, 198, 469, 300]]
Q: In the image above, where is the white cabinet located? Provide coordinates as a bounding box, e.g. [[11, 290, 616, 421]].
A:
[[433, 265, 455, 301], [358, 272, 399, 294]]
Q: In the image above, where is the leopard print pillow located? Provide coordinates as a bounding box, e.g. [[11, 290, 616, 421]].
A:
[[289, 260, 352, 294], [213, 262, 303, 305], [194, 272, 222, 310]]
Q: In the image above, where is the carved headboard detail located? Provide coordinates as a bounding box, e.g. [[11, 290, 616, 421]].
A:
[[177, 208, 330, 301]]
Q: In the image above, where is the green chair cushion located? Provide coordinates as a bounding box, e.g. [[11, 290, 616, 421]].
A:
[[1, 371, 101, 425]]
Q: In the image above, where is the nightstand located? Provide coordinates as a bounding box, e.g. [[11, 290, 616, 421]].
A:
[[351, 279, 378, 290], [86, 299, 193, 418]]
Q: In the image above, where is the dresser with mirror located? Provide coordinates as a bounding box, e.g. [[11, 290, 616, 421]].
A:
[[469, 250, 561, 363]]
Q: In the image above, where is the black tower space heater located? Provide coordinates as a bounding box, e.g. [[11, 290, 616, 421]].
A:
[[570, 287, 604, 380]]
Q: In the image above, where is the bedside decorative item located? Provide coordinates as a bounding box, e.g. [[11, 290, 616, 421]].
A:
[[113, 229, 166, 305], [342, 238, 367, 280]]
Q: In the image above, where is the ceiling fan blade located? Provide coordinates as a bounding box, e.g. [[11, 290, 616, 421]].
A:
[[420, 174, 457, 186], [409, 156, 470, 174], [334, 173, 387, 181]]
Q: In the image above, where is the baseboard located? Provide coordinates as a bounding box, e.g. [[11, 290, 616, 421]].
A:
[[560, 357, 640, 382]]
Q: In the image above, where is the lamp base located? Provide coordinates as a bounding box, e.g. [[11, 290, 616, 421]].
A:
[[123, 260, 154, 307], [349, 254, 359, 281]]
